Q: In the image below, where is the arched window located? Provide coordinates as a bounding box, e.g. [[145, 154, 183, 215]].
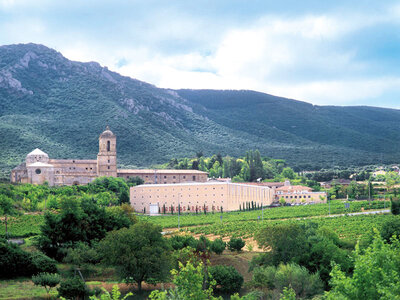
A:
[[107, 140, 110, 151]]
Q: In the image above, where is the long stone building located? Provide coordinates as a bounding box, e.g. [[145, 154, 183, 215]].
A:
[[10, 127, 208, 186], [130, 182, 275, 214]]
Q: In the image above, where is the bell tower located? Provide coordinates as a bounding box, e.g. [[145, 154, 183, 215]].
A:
[[97, 126, 117, 177]]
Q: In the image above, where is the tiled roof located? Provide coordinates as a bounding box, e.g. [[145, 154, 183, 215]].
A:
[[118, 169, 208, 174]]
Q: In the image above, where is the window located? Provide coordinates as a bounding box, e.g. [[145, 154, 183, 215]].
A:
[[173, 176, 176, 179], [193, 176, 196, 181], [107, 140, 111, 151], [108, 160, 110, 163], [183, 176, 186, 179], [108, 166, 110, 169], [164, 175, 167, 178], [35, 169, 41, 174]]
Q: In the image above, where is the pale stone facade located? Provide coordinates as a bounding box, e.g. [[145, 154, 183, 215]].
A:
[[130, 182, 275, 214], [10, 127, 208, 186]]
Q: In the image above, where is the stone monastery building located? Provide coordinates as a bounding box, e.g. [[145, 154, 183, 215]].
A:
[[10, 127, 207, 186]]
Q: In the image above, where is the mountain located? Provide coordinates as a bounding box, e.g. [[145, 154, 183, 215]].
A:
[[0, 43, 399, 179]]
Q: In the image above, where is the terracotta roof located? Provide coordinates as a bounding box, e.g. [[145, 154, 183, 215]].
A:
[[276, 185, 312, 192], [118, 169, 208, 174], [236, 182, 285, 187]]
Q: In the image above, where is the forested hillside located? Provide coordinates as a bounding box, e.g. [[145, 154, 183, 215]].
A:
[[1, 43, 400, 179]]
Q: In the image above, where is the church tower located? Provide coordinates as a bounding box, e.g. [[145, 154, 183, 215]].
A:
[[97, 126, 117, 177]]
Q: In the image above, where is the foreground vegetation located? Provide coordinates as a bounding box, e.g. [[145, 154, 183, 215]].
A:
[[1, 180, 400, 299]]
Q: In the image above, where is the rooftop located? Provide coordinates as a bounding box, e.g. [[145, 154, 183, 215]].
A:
[[118, 169, 208, 174], [131, 181, 271, 189], [27, 148, 48, 156]]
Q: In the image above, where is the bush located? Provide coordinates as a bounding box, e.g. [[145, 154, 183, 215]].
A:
[[380, 217, 400, 243], [391, 197, 400, 215], [209, 265, 243, 294], [195, 235, 211, 253], [251, 263, 323, 298], [228, 237, 245, 252], [170, 235, 197, 250], [211, 238, 226, 255], [0, 239, 56, 279], [57, 276, 91, 299], [0, 239, 32, 278], [32, 272, 60, 294], [30, 252, 58, 274]]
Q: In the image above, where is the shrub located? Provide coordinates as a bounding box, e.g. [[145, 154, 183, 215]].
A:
[[209, 265, 243, 294], [170, 235, 197, 250], [210, 238, 226, 255], [380, 217, 400, 243], [251, 263, 323, 298], [0, 239, 32, 278], [195, 235, 211, 253], [0, 239, 56, 279], [30, 252, 58, 274], [228, 237, 245, 252], [32, 272, 60, 294], [391, 197, 400, 215], [89, 284, 133, 300], [57, 276, 91, 299]]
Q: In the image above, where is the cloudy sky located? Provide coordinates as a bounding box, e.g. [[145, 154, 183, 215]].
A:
[[1, 0, 400, 108]]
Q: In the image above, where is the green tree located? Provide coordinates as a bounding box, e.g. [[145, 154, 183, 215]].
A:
[[281, 167, 295, 180], [32, 272, 61, 294], [326, 230, 400, 299], [98, 222, 171, 291], [209, 265, 243, 294], [251, 263, 323, 298], [149, 261, 219, 300], [210, 238, 226, 255], [0, 194, 15, 238], [228, 237, 245, 252], [57, 276, 91, 299]]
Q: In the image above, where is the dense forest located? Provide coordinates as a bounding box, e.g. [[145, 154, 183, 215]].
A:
[[2, 44, 400, 180]]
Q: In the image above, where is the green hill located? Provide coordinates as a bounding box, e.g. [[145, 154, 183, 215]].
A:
[[0, 43, 399, 179]]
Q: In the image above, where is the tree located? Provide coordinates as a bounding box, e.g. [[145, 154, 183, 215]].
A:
[[254, 224, 308, 266], [57, 276, 91, 299], [281, 167, 295, 180], [90, 177, 130, 204], [228, 237, 245, 252], [37, 197, 134, 260], [209, 265, 243, 294], [251, 263, 323, 298], [0, 194, 15, 238], [380, 217, 400, 242], [98, 222, 171, 291], [149, 261, 219, 300], [210, 238, 226, 255], [391, 196, 400, 215], [32, 273, 60, 294], [326, 230, 400, 299]]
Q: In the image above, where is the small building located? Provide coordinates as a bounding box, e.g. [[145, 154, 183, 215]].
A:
[[275, 185, 326, 203], [130, 182, 274, 214]]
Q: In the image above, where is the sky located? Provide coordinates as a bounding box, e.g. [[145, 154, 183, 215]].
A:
[[1, 0, 400, 108]]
